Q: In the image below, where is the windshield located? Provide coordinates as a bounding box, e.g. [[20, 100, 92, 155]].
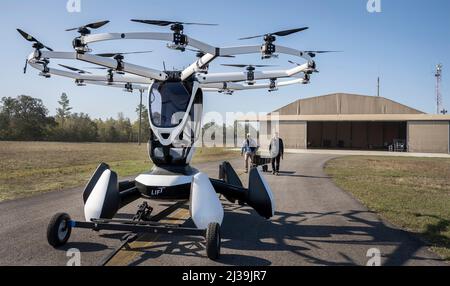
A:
[[149, 82, 191, 128]]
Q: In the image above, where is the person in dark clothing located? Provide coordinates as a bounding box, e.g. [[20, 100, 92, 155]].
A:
[[269, 132, 284, 175]]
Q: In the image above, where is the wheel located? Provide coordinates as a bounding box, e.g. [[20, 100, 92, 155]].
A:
[[47, 213, 72, 247], [205, 222, 221, 260]]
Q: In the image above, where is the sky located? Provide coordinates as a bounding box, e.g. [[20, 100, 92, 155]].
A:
[[1, 0, 449, 121]]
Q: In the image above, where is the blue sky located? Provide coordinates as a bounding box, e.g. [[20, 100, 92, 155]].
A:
[[2, 0, 450, 120]]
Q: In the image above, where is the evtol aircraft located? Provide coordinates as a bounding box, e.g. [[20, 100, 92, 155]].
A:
[[18, 19, 334, 260]]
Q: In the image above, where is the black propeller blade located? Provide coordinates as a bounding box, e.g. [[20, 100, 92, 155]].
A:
[[66, 20, 110, 32], [131, 19, 218, 26], [222, 64, 276, 68], [58, 64, 91, 74], [85, 67, 109, 70], [95, 51, 153, 58], [288, 60, 301, 66], [186, 48, 235, 58], [17, 29, 53, 51], [85, 67, 124, 74], [238, 27, 309, 40], [302, 50, 341, 58], [304, 50, 340, 54]]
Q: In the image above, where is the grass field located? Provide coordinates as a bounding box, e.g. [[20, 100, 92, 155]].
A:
[[325, 156, 450, 260], [0, 141, 238, 202]]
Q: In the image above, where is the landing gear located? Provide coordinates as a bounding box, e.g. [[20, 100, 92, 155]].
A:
[[205, 222, 221, 260], [47, 213, 72, 247]]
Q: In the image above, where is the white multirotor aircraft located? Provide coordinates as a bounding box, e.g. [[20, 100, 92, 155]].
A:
[[18, 19, 335, 260]]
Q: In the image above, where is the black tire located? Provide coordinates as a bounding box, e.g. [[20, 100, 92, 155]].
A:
[[47, 213, 72, 248], [205, 222, 221, 260]]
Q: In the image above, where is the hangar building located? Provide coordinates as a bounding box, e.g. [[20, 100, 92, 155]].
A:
[[240, 93, 450, 154]]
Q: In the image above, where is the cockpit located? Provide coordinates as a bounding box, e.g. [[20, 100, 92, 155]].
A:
[[148, 81, 203, 167], [150, 82, 192, 128]]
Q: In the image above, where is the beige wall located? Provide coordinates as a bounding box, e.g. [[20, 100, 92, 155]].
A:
[[408, 121, 450, 154], [279, 121, 307, 149]]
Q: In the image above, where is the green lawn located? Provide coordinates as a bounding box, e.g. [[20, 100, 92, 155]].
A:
[[325, 156, 450, 260], [0, 142, 238, 202]]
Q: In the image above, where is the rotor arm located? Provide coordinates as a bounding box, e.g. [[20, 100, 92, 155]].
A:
[[77, 53, 168, 81], [81, 32, 173, 45], [196, 62, 309, 84], [275, 46, 313, 61], [200, 77, 307, 91], [219, 46, 262, 57], [187, 37, 217, 55], [27, 51, 157, 84], [181, 53, 216, 80], [28, 61, 153, 85], [82, 32, 217, 52], [218, 45, 311, 60]]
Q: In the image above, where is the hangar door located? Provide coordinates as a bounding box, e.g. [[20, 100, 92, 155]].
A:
[[307, 121, 406, 150]]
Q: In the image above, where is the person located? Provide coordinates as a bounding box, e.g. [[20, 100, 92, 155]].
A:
[[269, 132, 284, 175], [241, 133, 258, 173]]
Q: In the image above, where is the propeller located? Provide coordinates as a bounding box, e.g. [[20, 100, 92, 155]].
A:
[[186, 48, 235, 58], [58, 64, 91, 74], [17, 29, 53, 51], [85, 67, 125, 75], [95, 51, 153, 58], [23, 59, 28, 74], [238, 27, 309, 40], [288, 60, 302, 66], [221, 64, 277, 68], [85, 67, 110, 70], [302, 50, 341, 58], [130, 19, 218, 26], [65, 20, 110, 35]]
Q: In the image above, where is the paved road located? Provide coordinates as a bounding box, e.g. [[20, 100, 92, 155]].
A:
[[0, 154, 446, 266]]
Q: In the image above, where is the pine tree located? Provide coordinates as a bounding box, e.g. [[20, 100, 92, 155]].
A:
[[56, 93, 72, 127]]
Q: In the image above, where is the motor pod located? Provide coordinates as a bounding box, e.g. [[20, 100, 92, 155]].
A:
[[83, 163, 120, 222], [247, 168, 276, 219], [190, 172, 224, 229]]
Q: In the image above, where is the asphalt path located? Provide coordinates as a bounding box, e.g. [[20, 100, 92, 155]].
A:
[[0, 154, 446, 266]]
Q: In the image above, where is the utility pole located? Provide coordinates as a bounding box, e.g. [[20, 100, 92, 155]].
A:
[[377, 76, 380, 97], [435, 64, 443, 114], [138, 89, 143, 146]]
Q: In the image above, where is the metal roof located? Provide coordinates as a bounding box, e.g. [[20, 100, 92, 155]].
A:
[[270, 93, 425, 116], [238, 114, 450, 122]]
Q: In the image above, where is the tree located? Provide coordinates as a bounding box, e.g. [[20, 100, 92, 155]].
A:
[[95, 115, 133, 143], [0, 95, 55, 141], [56, 93, 72, 127], [68, 113, 98, 142]]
